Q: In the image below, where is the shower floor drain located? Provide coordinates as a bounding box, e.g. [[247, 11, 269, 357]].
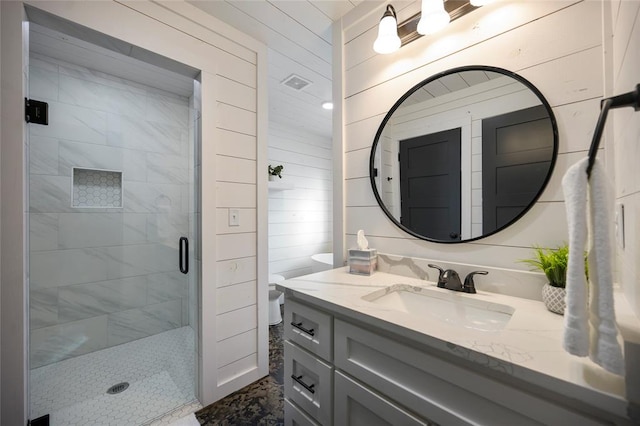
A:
[[107, 382, 130, 395]]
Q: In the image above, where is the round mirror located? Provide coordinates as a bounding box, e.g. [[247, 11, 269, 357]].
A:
[[370, 66, 558, 243]]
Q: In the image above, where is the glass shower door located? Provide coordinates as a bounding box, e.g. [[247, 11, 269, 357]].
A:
[[27, 25, 199, 425]]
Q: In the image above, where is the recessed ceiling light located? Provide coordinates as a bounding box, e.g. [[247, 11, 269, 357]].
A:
[[322, 102, 333, 110]]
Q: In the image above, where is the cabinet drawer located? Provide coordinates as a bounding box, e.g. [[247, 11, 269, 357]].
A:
[[284, 340, 333, 425], [285, 299, 332, 361], [335, 319, 607, 426], [285, 399, 320, 426], [334, 371, 430, 426]]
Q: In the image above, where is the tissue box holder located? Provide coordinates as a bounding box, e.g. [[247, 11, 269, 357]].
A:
[[348, 249, 377, 275]]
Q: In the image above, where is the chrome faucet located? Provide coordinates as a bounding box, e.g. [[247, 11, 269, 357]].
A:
[[428, 264, 488, 294]]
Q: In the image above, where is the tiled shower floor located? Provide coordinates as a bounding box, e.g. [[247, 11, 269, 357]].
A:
[[30, 326, 199, 426]]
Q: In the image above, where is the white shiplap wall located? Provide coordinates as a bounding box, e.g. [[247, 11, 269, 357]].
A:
[[339, 0, 603, 270], [610, 1, 640, 316], [188, 0, 351, 139], [269, 122, 332, 278], [214, 66, 261, 388]]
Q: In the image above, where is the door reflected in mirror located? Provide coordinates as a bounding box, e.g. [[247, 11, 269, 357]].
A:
[[370, 66, 558, 243]]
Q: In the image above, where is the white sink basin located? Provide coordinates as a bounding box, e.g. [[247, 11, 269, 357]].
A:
[[362, 284, 514, 332]]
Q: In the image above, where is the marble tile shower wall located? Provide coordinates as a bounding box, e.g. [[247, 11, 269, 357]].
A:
[[28, 53, 193, 369]]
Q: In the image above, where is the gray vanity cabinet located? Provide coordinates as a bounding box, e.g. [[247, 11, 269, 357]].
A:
[[333, 371, 429, 425], [283, 297, 610, 426], [284, 341, 332, 425], [284, 299, 333, 425]]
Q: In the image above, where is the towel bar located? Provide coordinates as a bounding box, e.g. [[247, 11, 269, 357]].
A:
[[587, 83, 640, 178]]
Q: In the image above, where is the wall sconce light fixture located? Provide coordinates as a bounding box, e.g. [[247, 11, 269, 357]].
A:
[[373, 0, 482, 54], [373, 5, 401, 54], [417, 0, 450, 35]]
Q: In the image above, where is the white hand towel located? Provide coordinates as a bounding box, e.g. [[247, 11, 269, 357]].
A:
[[587, 159, 625, 375], [562, 158, 624, 376], [561, 158, 590, 357]]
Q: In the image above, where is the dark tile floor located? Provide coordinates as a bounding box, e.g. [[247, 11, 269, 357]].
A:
[[195, 317, 284, 425]]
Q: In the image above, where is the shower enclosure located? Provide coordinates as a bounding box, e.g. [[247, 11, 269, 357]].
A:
[[27, 21, 200, 425]]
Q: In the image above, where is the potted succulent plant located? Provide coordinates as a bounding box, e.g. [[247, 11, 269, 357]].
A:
[[520, 245, 571, 315], [268, 164, 283, 181]]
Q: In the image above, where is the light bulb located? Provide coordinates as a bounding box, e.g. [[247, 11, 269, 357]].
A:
[[373, 5, 401, 54], [470, 0, 491, 6], [417, 0, 450, 35]]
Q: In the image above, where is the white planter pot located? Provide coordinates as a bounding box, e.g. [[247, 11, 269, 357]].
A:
[[542, 283, 566, 315]]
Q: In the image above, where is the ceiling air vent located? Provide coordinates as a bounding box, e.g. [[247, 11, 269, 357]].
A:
[[281, 74, 312, 91]]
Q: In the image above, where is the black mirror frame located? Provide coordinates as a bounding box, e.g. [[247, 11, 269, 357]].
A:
[[369, 65, 559, 244]]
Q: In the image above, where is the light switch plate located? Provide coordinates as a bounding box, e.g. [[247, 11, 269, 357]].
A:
[[229, 209, 240, 227], [615, 202, 625, 249]]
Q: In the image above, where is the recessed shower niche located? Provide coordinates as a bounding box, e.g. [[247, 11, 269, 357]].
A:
[[72, 167, 123, 208]]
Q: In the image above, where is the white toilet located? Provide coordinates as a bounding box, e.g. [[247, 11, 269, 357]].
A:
[[268, 274, 285, 325]]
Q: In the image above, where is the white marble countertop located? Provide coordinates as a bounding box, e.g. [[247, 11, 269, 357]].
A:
[[277, 267, 633, 420]]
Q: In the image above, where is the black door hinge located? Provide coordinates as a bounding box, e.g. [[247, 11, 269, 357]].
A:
[[25, 98, 48, 125], [28, 414, 50, 426]]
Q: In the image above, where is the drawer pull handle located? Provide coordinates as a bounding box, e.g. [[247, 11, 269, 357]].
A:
[[291, 322, 315, 336], [291, 375, 316, 394]]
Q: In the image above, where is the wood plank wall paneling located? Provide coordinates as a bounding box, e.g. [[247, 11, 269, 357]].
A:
[[216, 328, 257, 367], [217, 353, 258, 384], [216, 156, 257, 184], [340, 0, 604, 270], [217, 76, 257, 112], [216, 257, 257, 288], [217, 182, 257, 208], [268, 123, 332, 278], [217, 54, 258, 88], [611, 1, 640, 316], [217, 129, 257, 160], [114, 0, 258, 65], [216, 103, 257, 135], [217, 280, 257, 314], [212, 62, 261, 394], [217, 233, 257, 261], [216, 305, 257, 341]]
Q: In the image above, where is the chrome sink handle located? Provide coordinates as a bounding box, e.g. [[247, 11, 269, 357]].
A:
[[463, 271, 488, 294]]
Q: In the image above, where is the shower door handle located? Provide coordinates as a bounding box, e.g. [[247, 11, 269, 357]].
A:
[[179, 237, 189, 274]]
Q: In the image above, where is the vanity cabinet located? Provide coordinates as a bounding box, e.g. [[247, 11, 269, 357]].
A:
[[284, 299, 333, 362], [334, 319, 606, 426], [334, 371, 429, 425], [284, 299, 333, 425], [284, 399, 320, 426], [283, 297, 612, 426], [284, 341, 332, 425]]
